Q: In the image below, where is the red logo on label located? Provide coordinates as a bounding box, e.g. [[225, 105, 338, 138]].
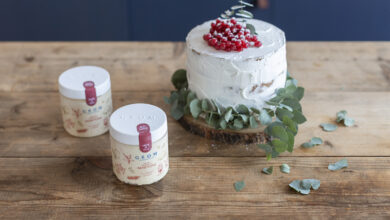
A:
[[83, 81, 97, 106], [137, 123, 152, 153]]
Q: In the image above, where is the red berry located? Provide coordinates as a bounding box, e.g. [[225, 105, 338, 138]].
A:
[[230, 18, 237, 24], [254, 41, 262, 47], [203, 33, 212, 41], [236, 24, 242, 29], [216, 19, 221, 23], [235, 40, 241, 47], [209, 38, 218, 46], [251, 35, 258, 41], [220, 43, 226, 50]]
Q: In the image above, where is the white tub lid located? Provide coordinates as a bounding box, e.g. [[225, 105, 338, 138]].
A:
[[109, 103, 168, 145], [58, 66, 111, 100]]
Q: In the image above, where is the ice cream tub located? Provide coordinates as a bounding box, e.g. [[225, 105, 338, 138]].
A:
[[58, 66, 113, 137], [109, 103, 169, 185]]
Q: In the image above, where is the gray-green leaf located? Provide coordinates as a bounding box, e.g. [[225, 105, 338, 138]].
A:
[[320, 123, 338, 132], [289, 179, 320, 195], [262, 166, 273, 175], [280, 164, 290, 174], [249, 116, 258, 128], [233, 118, 244, 129], [301, 137, 323, 148], [271, 126, 289, 142], [272, 139, 287, 153], [171, 69, 187, 90], [336, 110, 355, 127], [224, 107, 233, 122], [236, 104, 249, 114], [259, 109, 272, 125], [328, 159, 348, 171], [234, 181, 245, 192], [189, 99, 201, 119]]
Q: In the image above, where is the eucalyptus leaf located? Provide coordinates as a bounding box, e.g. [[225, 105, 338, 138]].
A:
[[233, 118, 244, 129], [236, 104, 249, 114], [186, 91, 196, 104], [249, 116, 258, 128], [292, 110, 307, 124], [171, 99, 184, 120], [282, 116, 297, 134], [286, 131, 295, 152], [289, 179, 320, 195], [171, 69, 187, 90], [262, 166, 273, 175], [246, 23, 257, 35], [201, 99, 211, 111], [234, 181, 245, 192], [320, 123, 337, 132], [336, 110, 355, 127], [271, 126, 289, 142], [238, 9, 253, 18], [240, 114, 249, 123], [282, 98, 302, 112], [272, 139, 287, 153], [231, 5, 246, 10], [239, 0, 254, 7], [259, 109, 272, 125], [224, 107, 233, 122], [328, 159, 348, 171], [189, 99, 201, 119], [301, 137, 323, 148], [276, 108, 294, 121], [219, 118, 227, 129], [293, 87, 305, 101], [280, 164, 290, 174], [250, 107, 260, 114]]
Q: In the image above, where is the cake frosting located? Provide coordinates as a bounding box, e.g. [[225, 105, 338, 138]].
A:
[[186, 19, 287, 109]]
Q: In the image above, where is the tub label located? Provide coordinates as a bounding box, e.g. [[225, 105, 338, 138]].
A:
[[83, 81, 97, 106], [137, 123, 152, 153]]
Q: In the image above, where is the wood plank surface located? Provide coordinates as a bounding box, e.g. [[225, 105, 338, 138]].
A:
[[0, 157, 390, 219], [0, 42, 389, 219], [0, 42, 389, 93], [0, 91, 388, 157]]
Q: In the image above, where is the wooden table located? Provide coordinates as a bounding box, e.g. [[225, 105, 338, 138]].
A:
[[0, 42, 389, 219]]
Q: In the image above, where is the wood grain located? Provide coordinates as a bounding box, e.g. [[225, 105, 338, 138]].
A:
[[0, 42, 389, 219], [0, 91, 388, 157], [0, 42, 388, 93], [0, 157, 389, 219]]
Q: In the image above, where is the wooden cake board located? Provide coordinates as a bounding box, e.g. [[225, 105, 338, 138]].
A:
[[178, 115, 269, 144]]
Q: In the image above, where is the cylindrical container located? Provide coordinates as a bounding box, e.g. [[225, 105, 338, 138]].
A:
[[109, 103, 169, 185], [58, 66, 113, 137]]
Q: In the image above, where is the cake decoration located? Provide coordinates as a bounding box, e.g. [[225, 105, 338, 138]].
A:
[[165, 1, 307, 160], [203, 1, 261, 52]]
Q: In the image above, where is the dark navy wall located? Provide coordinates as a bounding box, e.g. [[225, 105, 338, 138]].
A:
[[0, 0, 389, 41]]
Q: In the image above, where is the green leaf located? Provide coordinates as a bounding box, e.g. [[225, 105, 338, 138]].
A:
[[282, 98, 302, 112], [320, 123, 337, 132], [231, 5, 246, 10], [336, 110, 355, 127], [238, 9, 253, 18], [271, 139, 287, 153], [293, 87, 304, 101], [189, 99, 201, 119], [265, 121, 284, 135], [246, 23, 257, 35], [219, 118, 227, 129], [258, 144, 272, 160], [233, 118, 244, 129], [235, 104, 249, 114], [285, 84, 297, 95], [240, 114, 249, 123], [201, 99, 211, 111], [239, 0, 254, 7], [292, 110, 307, 124], [301, 137, 323, 148], [328, 159, 348, 171], [271, 126, 289, 142], [249, 116, 258, 128], [250, 107, 260, 114], [234, 181, 245, 192], [276, 108, 294, 121], [289, 179, 320, 195], [206, 113, 218, 128], [186, 91, 196, 104], [170, 99, 184, 120], [282, 116, 297, 134], [280, 164, 290, 174], [259, 109, 272, 125], [262, 166, 273, 175], [286, 131, 295, 152], [171, 69, 187, 90], [224, 107, 233, 122]]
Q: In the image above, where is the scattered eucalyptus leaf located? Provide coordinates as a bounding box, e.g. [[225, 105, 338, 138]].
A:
[[262, 166, 273, 175], [246, 23, 257, 35], [328, 159, 348, 171], [301, 137, 323, 148], [234, 181, 245, 192], [320, 123, 338, 132], [336, 110, 355, 127], [259, 109, 272, 125], [289, 179, 320, 195], [280, 164, 290, 174]]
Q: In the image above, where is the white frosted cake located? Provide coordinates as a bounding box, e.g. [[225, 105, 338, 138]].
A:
[[186, 19, 287, 110]]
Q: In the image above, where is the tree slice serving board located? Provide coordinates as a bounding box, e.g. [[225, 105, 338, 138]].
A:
[[178, 115, 269, 144]]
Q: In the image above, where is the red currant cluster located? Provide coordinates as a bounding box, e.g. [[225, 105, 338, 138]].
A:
[[203, 18, 262, 52]]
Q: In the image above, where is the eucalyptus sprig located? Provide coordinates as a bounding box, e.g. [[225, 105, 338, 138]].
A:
[[221, 0, 254, 19], [220, 0, 257, 35], [164, 69, 306, 160]]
